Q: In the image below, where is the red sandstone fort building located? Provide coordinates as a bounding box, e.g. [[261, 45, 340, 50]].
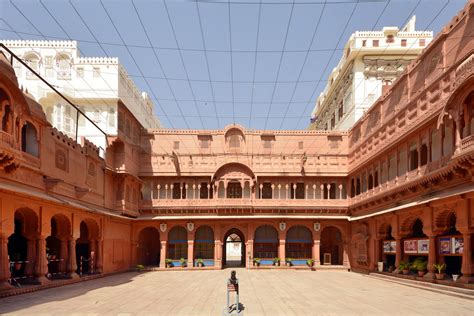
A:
[[0, 0, 473, 293]]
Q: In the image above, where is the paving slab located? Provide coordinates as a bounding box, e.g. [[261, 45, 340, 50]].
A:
[[0, 269, 472, 315]]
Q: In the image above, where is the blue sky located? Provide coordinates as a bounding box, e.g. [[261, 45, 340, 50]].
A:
[[0, 0, 467, 130]]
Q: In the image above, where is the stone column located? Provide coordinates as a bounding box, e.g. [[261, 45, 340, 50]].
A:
[[259, 184, 263, 199], [246, 240, 253, 268], [279, 234, 286, 264], [395, 237, 402, 270], [159, 240, 167, 268], [34, 236, 49, 283], [342, 242, 350, 268], [374, 238, 381, 271], [214, 240, 222, 269], [187, 240, 194, 267], [459, 233, 474, 284], [67, 239, 78, 278], [313, 240, 321, 266], [423, 235, 437, 280], [59, 238, 68, 273], [96, 240, 103, 273], [25, 238, 35, 276], [0, 234, 12, 290], [271, 184, 275, 199]]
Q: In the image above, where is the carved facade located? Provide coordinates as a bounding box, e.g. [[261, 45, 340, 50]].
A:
[[0, 0, 474, 294]]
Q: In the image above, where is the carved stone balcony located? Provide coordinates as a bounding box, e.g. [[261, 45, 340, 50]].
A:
[[140, 198, 349, 211], [459, 135, 474, 153], [0, 131, 13, 147]]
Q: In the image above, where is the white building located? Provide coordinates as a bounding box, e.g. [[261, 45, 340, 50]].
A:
[[1, 40, 160, 150], [309, 17, 433, 131]]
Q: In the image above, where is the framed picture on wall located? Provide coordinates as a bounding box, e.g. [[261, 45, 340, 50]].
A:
[[383, 241, 391, 253], [390, 241, 396, 253], [439, 237, 451, 254], [404, 240, 418, 254], [453, 237, 464, 254], [418, 239, 429, 254]]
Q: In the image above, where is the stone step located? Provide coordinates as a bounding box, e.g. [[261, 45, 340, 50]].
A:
[[366, 273, 474, 300]]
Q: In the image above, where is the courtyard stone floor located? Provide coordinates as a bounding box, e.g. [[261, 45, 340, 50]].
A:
[[0, 269, 473, 315]]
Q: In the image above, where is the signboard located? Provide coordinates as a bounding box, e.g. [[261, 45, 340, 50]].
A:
[[417, 239, 429, 254], [383, 241, 396, 254], [438, 236, 463, 255]]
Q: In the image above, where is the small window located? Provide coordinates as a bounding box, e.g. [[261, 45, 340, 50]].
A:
[[419, 39, 426, 47], [362, 40, 366, 47], [261, 183, 272, 199], [93, 67, 100, 78], [386, 35, 394, 43], [401, 39, 407, 47], [174, 141, 180, 150], [298, 141, 304, 150], [373, 40, 379, 47], [338, 103, 344, 119], [77, 67, 84, 78]]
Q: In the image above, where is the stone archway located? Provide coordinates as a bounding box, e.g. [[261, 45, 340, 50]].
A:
[[320, 226, 343, 265], [46, 214, 71, 277], [7, 208, 38, 280], [137, 227, 160, 266], [286, 226, 313, 263], [254, 225, 278, 260], [223, 228, 246, 267], [167, 226, 188, 260], [76, 219, 100, 275]]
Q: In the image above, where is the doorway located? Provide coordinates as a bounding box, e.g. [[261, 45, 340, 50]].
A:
[[223, 228, 245, 267]]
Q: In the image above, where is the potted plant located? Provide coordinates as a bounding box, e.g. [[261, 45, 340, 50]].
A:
[[388, 265, 394, 273], [285, 258, 292, 266], [273, 257, 280, 266], [398, 261, 410, 275], [180, 258, 187, 267], [306, 259, 314, 267], [11, 253, 22, 271], [253, 258, 261, 266], [411, 258, 427, 277], [196, 258, 204, 268], [165, 259, 173, 268], [433, 263, 446, 280], [136, 264, 145, 272]]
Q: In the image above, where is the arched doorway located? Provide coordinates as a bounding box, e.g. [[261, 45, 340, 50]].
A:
[[254, 225, 278, 264], [168, 226, 188, 260], [223, 228, 245, 267], [380, 224, 396, 271], [320, 226, 343, 265], [194, 226, 215, 267], [286, 226, 313, 265], [46, 214, 70, 278], [437, 213, 462, 276], [137, 227, 160, 266], [8, 209, 38, 280], [76, 219, 100, 275]]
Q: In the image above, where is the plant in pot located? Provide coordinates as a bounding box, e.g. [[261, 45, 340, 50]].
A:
[[136, 264, 145, 272], [253, 258, 261, 266], [285, 258, 292, 266], [398, 261, 410, 275], [11, 253, 22, 271], [411, 258, 427, 277], [433, 263, 446, 280], [196, 258, 204, 268], [165, 259, 173, 268], [180, 258, 187, 268], [306, 259, 314, 267], [388, 265, 394, 273], [273, 257, 280, 266]]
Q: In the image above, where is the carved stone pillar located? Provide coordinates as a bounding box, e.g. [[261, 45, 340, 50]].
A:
[[67, 239, 78, 278], [96, 240, 103, 273], [34, 236, 49, 283], [454, 114, 462, 154], [160, 240, 167, 268], [259, 183, 263, 199], [374, 238, 381, 271], [423, 234, 437, 280], [187, 240, 194, 267], [459, 233, 474, 284], [0, 234, 12, 290], [59, 238, 68, 273], [342, 242, 350, 268]]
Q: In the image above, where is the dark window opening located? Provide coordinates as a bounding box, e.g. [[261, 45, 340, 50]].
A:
[[227, 182, 242, 199], [409, 148, 419, 171], [368, 174, 373, 190], [172, 183, 181, 199], [262, 183, 272, 199], [420, 144, 428, 166], [290, 182, 305, 199]]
